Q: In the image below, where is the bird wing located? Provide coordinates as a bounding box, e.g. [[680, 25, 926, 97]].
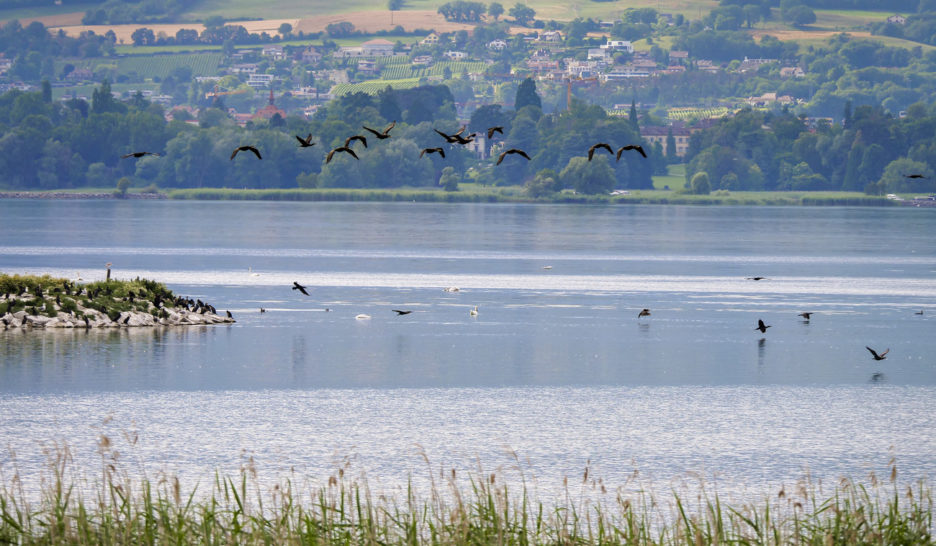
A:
[[514, 149, 531, 160], [420, 148, 427, 158], [434, 129, 451, 140], [296, 135, 312, 146], [345, 135, 367, 148], [383, 121, 395, 134], [325, 149, 337, 163], [121, 153, 134, 158], [758, 319, 766, 329], [438, 148, 445, 158], [496, 151, 507, 166], [345, 147, 359, 160], [454, 125, 466, 136], [881, 348, 890, 357], [866, 346, 880, 358], [230, 148, 240, 160], [487, 126, 503, 139], [634, 145, 647, 158], [362, 126, 380, 137], [247, 146, 261, 159]]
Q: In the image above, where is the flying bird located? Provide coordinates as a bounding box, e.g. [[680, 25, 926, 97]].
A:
[[392, 309, 412, 315], [231, 145, 261, 160], [637, 309, 651, 318], [292, 281, 310, 296], [326, 146, 359, 163], [420, 147, 445, 158], [121, 151, 160, 159], [903, 173, 927, 179], [798, 312, 813, 320], [746, 276, 768, 281], [588, 143, 614, 161], [434, 128, 476, 145], [434, 128, 459, 143], [362, 121, 395, 140], [616, 145, 647, 160], [451, 132, 477, 145], [496, 148, 531, 165], [486, 126, 504, 139], [344, 135, 368, 148], [755, 319, 771, 333], [866, 346, 889, 361], [296, 134, 315, 147]]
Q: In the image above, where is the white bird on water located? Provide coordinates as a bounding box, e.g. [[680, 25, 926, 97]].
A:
[[469, 305, 479, 317], [249, 267, 260, 277], [355, 314, 371, 320], [444, 286, 460, 292]]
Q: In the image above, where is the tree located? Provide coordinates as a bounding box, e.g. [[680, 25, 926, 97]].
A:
[[514, 78, 541, 111], [508, 3, 535, 26], [877, 158, 934, 194], [278, 23, 293, 37], [115, 176, 131, 197], [524, 168, 560, 197], [439, 166, 461, 191], [785, 5, 816, 26], [560, 156, 615, 194], [665, 128, 677, 164], [690, 171, 711, 194], [488, 2, 504, 20], [628, 99, 638, 130], [131, 27, 155, 46], [388, 0, 404, 9]]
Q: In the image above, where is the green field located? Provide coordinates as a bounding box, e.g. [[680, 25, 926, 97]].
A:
[[53, 53, 224, 81]]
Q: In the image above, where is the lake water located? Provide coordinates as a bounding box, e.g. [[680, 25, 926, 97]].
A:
[[1, 200, 935, 503]]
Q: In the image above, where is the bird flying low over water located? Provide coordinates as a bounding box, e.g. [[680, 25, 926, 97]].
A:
[[638, 308, 651, 318], [588, 143, 613, 160], [420, 147, 445, 158], [486, 126, 504, 139], [344, 135, 367, 148], [616, 145, 647, 160], [326, 146, 359, 163], [392, 309, 412, 315], [296, 134, 315, 147], [362, 121, 395, 140], [866, 346, 889, 361], [496, 148, 531, 165], [755, 319, 771, 333], [231, 145, 261, 160], [292, 281, 310, 296], [746, 276, 768, 281], [798, 312, 813, 320], [121, 151, 160, 159]]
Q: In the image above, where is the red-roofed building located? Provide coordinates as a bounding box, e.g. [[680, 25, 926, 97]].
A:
[[252, 90, 287, 121]]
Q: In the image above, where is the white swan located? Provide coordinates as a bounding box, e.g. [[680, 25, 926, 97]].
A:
[[469, 305, 479, 317], [355, 314, 371, 320], [542, 265, 553, 270], [249, 267, 260, 277], [444, 286, 460, 292]]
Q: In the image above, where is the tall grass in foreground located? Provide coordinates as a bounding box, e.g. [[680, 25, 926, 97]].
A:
[[1, 445, 931, 546]]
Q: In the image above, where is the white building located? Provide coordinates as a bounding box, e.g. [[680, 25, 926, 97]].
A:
[[601, 40, 634, 53]]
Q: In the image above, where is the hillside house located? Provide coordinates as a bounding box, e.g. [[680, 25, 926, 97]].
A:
[[361, 39, 395, 56], [779, 66, 805, 78], [412, 55, 433, 65], [739, 57, 777, 72], [537, 30, 563, 43], [601, 40, 634, 53], [487, 39, 507, 50], [261, 45, 285, 60], [444, 50, 467, 60], [357, 59, 378, 74], [247, 73, 275, 88], [641, 126, 691, 157], [588, 49, 612, 62], [669, 50, 688, 62], [301, 47, 322, 64], [887, 14, 907, 25], [420, 33, 440, 46]]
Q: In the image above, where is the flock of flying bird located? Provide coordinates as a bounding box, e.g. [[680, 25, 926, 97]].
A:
[[283, 273, 901, 365], [121, 121, 648, 169]]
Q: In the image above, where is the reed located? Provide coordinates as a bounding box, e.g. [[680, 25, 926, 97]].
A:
[[1, 445, 931, 545]]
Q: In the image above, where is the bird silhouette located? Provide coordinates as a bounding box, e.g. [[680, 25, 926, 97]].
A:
[[746, 276, 768, 281], [915, 309, 924, 315], [260, 307, 266, 313], [231, 145, 261, 160], [866, 346, 889, 361], [344, 135, 368, 148], [755, 319, 771, 333], [616, 145, 647, 159], [637, 308, 651, 318], [452, 132, 477, 145], [496, 148, 531, 165], [292, 281, 310, 296], [798, 312, 813, 320], [121, 151, 160, 159], [296, 134, 315, 147], [486, 126, 504, 139], [420, 147, 445, 158], [453, 125, 467, 136], [588, 143, 613, 161], [434, 128, 459, 143], [326, 146, 359, 163], [392, 309, 412, 315], [434, 128, 476, 145], [226, 310, 233, 319], [903, 173, 927, 179], [362, 121, 395, 139]]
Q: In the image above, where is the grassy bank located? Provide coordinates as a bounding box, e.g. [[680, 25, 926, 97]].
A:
[[0, 452, 931, 545], [166, 187, 897, 206]]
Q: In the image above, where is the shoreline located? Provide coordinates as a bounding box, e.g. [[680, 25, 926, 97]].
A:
[[0, 191, 168, 200]]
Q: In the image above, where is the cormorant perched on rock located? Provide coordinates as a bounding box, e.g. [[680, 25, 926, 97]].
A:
[[296, 134, 315, 148], [496, 149, 531, 165], [420, 147, 445, 158], [616, 145, 647, 159], [866, 346, 889, 361], [588, 143, 613, 161], [292, 282, 310, 296], [230, 145, 262, 160], [326, 146, 359, 164], [362, 121, 395, 140], [755, 319, 771, 333]]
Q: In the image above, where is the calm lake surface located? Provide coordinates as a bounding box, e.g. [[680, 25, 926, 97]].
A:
[[1, 200, 935, 501]]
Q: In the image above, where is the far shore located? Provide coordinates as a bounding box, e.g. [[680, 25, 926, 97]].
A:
[[0, 187, 925, 206]]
